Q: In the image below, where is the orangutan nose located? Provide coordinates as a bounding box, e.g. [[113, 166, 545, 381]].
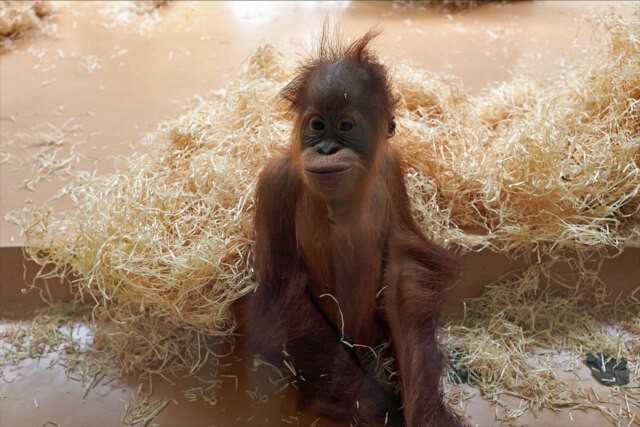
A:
[[316, 141, 342, 156]]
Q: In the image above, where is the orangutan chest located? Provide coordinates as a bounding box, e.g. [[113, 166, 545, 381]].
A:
[[296, 222, 383, 338], [298, 223, 380, 286]]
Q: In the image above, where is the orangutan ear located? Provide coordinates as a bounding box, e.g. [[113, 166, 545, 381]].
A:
[[387, 117, 396, 137]]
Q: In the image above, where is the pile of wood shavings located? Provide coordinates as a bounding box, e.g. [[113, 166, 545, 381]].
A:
[[393, 0, 505, 12], [0, 0, 56, 51], [0, 303, 172, 426], [98, 0, 171, 34], [441, 263, 640, 425]]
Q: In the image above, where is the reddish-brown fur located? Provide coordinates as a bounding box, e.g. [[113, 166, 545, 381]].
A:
[[246, 29, 465, 427]]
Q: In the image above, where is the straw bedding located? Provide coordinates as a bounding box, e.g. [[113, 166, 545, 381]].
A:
[[16, 11, 640, 424], [394, 1, 504, 12], [442, 263, 640, 424], [0, 0, 54, 48], [99, 0, 170, 32]]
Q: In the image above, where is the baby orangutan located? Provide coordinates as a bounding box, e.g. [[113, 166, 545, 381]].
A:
[[247, 29, 465, 427]]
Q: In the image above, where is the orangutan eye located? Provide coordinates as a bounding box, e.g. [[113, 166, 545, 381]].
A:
[[338, 118, 354, 132], [309, 116, 325, 131]]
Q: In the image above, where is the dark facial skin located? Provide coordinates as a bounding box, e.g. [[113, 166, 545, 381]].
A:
[[298, 61, 390, 201]]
